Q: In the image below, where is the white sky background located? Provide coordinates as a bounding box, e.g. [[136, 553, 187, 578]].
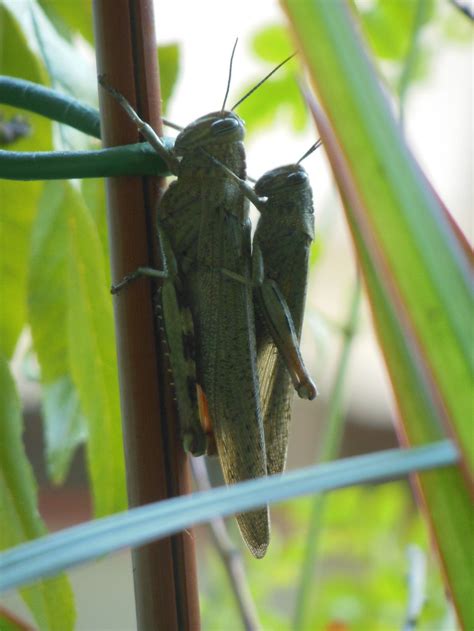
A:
[[155, 1, 472, 426]]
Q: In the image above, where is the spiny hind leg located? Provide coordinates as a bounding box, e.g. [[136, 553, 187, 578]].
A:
[[216, 254, 316, 399], [253, 245, 317, 400], [159, 280, 214, 457]]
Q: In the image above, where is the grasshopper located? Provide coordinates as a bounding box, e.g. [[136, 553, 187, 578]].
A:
[[100, 49, 294, 558], [210, 141, 321, 476]]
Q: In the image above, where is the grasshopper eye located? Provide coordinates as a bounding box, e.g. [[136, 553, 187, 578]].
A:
[[211, 118, 240, 135], [287, 171, 308, 185]]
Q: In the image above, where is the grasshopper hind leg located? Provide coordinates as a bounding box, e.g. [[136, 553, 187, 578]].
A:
[[111, 264, 210, 457], [159, 280, 210, 456]]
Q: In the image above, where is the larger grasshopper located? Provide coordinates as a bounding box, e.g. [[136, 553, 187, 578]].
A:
[[212, 141, 320, 476], [100, 51, 295, 558]]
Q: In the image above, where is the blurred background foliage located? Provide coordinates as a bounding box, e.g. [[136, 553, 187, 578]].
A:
[[0, 0, 471, 629], [201, 484, 451, 631]]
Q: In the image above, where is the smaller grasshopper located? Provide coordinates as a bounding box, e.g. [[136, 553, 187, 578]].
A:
[[211, 141, 321, 476]]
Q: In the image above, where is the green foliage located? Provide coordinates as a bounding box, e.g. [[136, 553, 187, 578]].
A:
[[158, 43, 180, 114], [358, 0, 435, 60], [283, 0, 472, 626], [37, 0, 94, 46], [0, 0, 469, 627], [0, 355, 75, 630], [0, 5, 51, 357], [66, 180, 126, 516], [0, 3, 181, 625], [235, 26, 306, 136], [200, 484, 451, 630]]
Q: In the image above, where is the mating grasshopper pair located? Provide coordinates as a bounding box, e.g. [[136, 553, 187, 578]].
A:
[[101, 53, 318, 558]]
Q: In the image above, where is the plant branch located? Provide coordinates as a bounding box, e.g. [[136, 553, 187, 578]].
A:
[[92, 0, 199, 628], [0, 142, 172, 180], [0, 76, 101, 138]]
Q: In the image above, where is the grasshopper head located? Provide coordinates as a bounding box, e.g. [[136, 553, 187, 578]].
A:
[[255, 164, 309, 198], [174, 111, 245, 155]]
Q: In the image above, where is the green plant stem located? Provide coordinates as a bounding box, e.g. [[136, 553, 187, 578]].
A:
[[0, 76, 101, 138], [293, 278, 362, 631], [0, 141, 172, 180]]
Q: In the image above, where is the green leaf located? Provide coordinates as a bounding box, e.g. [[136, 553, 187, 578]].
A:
[[81, 178, 109, 267], [234, 26, 306, 135], [237, 74, 307, 135], [158, 43, 180, 114], [358, 0, 434, 61], [66, 183, 126, 516], [29, 182, 88, 483], [251, 24, 293, 63], [0, 355, 75, 631], [3, 0, 96, 105], [282, 1, 473, 626], [42, 377, 86, 484], [37, 0, 94, 46], [0, 5, 51, 357]]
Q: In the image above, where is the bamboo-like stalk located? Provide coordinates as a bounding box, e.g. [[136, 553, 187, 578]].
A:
[[92, 1, 200, 629]]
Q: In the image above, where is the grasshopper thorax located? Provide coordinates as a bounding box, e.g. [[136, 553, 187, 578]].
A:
[[255, 164, 309, 198], [174, 111, 245, 155]]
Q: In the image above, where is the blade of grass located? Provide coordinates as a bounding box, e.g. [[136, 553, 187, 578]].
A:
[[281, 3, 473, 625], [0, 441, 458, 592], [283, 0, 473, 475]]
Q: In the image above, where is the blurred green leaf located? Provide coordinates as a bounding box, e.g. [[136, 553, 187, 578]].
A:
[[0, 355, 75, 631], [28, 182, 88, 483], [0, 5, 51, 357], [81, 178, 109, 268], [0, 612, 28, 631], [42, 377, 86, 484], [293, 486, 448, 631], [235, 26, 306, 135], [158, 43, 180, 114], [238, 74, 306, 135], [251, 23, 293, 62], [66, 182, 126, 516], [283, 1, 473, 626], [358, 0, 434, 60], [37, 0, 94, 46], [3, 0, 96, 105]]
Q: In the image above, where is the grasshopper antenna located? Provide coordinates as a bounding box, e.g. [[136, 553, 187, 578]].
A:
[[162, 118, 183, 132], [231, 53, 296, 111], [221, 38, 239, 112], [297, 138, 322, 164]]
